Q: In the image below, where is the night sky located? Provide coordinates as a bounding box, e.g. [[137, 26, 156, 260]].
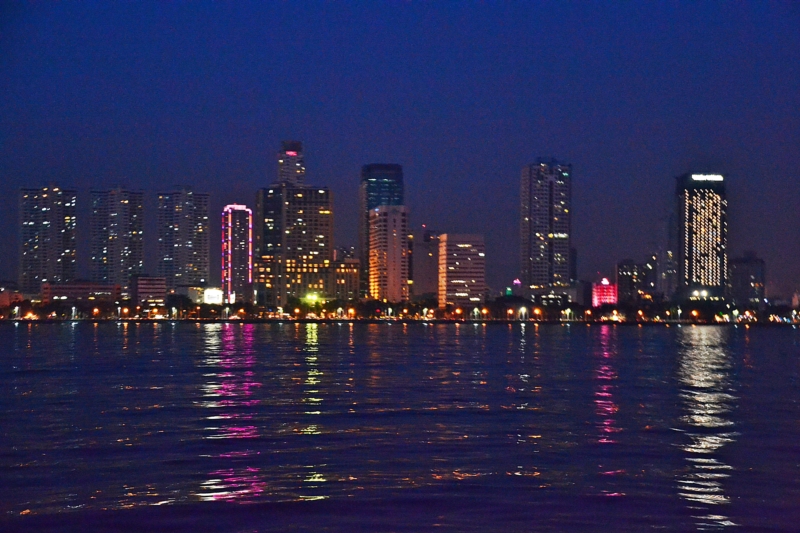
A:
[[1, 3, 799, 295]]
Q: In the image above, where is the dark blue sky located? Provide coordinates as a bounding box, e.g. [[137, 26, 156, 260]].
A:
[[2, 2, 799, 295]]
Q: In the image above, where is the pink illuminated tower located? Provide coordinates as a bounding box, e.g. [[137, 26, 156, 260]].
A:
[[592, 278, 618, 308], [222, 204, 253, 304]]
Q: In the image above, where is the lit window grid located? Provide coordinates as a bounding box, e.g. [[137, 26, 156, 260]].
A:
[[682, 189, 727, 288], [438, 235, 486, 309]]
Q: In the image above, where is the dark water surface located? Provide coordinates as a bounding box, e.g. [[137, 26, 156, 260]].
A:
[[2, 322, 799, 532]]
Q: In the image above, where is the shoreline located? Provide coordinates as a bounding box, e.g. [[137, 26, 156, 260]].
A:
[[1, 318, 791, 327]]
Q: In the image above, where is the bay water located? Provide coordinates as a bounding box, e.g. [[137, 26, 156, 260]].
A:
[[2, 322, 799, 531]]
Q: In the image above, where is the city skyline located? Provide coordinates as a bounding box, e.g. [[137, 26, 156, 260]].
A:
[[1, 4, 798, 295], [9, 162, 745, 306]]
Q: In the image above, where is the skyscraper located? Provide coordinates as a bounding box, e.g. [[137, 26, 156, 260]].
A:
[[369, 205, 409, 302], [157, 189, 210, 290], [437, 234, 485, 310], [277, 141, 305, 186], [675, 173, 727, 299], [254, 183, 334, 307], [90, 188, 144, 295], [520, 159, 572, 294], [359, 164, 404, 296], [19, 185, 77, 295], [222, 204, 253, 304]]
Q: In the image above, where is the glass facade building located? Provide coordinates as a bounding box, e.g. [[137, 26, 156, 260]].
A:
[[359, 164, 404, 296]]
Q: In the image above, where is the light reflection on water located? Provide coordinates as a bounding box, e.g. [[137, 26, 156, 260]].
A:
[[592, 326, 625, 497], [676, 327, 738, 529], [2, 323, 800, 531], [198, 324, 264, 502]]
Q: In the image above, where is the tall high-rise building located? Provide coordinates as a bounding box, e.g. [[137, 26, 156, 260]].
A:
[[369, 205, 409, 302], [675, 174, 727, 299], [157, 189, 210, 290], [222, 204, 253, 304], [438, 234, 485, 310], [277, 141, 305, 186], [520, 159, 572, 294], [90, 188, 144, 295], [19, 185, 77, 295], [254, 183, 334, 307], [359, 164, 404, 296]]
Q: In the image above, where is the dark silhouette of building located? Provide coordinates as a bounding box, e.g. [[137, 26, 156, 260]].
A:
[[728, 252, 765, 308]]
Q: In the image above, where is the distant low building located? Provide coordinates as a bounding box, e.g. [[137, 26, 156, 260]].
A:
[[40, 282, 121, 305], [132, 276, 167, 307], [203, 288, 224, 305], [0, 289, 24, 308], [332, 259, 360, 302], [176, 286, 207, 304]]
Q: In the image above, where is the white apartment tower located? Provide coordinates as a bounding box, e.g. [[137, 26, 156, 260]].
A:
[[438, 234, 486, 310], [369, 205, 409, 302]]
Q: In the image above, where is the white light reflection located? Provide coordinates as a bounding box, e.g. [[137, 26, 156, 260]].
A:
[[295, 323, 328, 500], [676, 327, 738, 528]]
